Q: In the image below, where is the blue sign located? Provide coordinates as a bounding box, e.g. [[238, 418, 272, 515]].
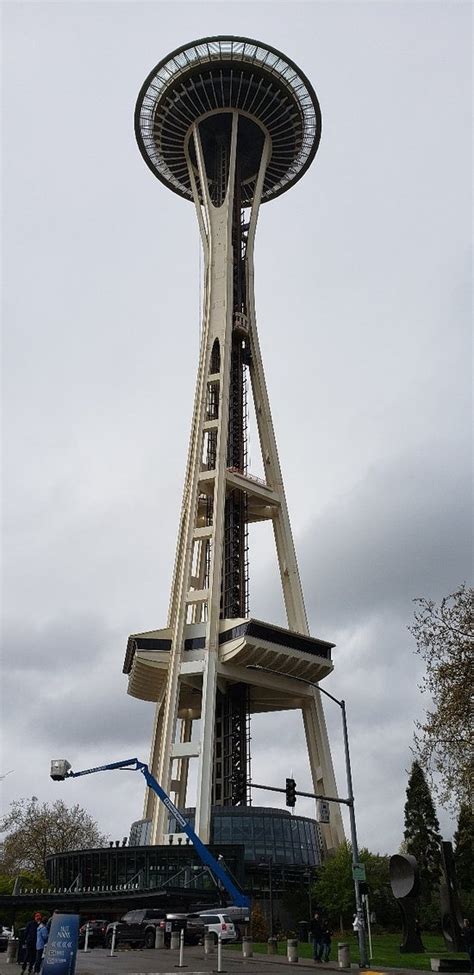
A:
[[42, 914, 79, 975]]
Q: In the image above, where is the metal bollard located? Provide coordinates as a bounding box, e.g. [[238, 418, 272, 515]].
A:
[[267, 937, 277, 954], [287, 938, 298, 964], [204, 932, 214, 955], [175, 927, 187, 968], [83, 922, 91, 952], [170, 929, 180, 950], [5, 939, 19, 964], [242, 936, 253, 958], [109, 923, 118, 957], [215, 932, 225, 973], [338, 942, 350, 968], [155, 925, 165, 948]]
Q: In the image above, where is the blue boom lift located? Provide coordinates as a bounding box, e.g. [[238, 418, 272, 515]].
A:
[[50, 756, 250, 909]]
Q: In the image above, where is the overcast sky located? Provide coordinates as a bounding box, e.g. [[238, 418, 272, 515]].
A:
[[2, 0, 472, 860]]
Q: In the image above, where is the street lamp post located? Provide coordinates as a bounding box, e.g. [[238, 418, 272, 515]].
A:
[[336, 693, 368, 968], [247, 665, 369, 967], [306, 868, 313, 919], [260, 855, 274, 938]]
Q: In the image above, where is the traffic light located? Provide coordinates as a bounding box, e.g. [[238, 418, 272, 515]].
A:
[[285, 777, 296, 807]]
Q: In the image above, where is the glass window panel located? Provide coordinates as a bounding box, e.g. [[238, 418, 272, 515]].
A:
[[282, 818, 292, 842], [219, 820, 232, 839], [273, 819, 283, 840], [253, 822, 264, 840]]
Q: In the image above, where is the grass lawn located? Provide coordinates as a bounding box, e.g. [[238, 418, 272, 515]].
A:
[[232, 933, 468, 970]]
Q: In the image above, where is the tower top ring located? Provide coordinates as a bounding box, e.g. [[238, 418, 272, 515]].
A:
[[135, 35, 322, 205]]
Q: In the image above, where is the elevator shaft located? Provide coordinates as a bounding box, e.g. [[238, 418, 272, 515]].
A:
[[217, 161, 251, 804]]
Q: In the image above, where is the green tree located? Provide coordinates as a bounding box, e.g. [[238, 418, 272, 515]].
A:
[[403, 761, 441, 900], [0, 869, 47, 894], [0, 797, 107, 877], [409, 584, 473, 809], [313, 841, 354, 930], [281, 880, 313, 931], [359, 851, 399, 930], [0, 872, 52, 929], [312, 842, 397, 931], [453, 804, 474, 894]]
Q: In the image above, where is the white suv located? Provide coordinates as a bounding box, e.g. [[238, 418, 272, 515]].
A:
[[199, 913, 236, 943]]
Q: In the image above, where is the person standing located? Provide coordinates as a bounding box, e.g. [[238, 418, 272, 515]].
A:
[[34, 917, 48, 973], [21, 913, 41, 975], [462, 919, 474, 974], [309, 911, 323, 962], [321, 919, 332, 963]]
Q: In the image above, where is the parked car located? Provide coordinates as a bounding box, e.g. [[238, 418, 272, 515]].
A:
[[200, 904, 249, 939], [105, 909, 167, 949], [78, 919, 108, 948], [0, 928, 12, 952], [199, 913, 236, 943], [183, 914, 207, 944], [159, 913, 204, 947]]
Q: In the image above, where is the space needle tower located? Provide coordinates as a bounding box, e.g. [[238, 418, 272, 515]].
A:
[[125, 36, 345, 852]]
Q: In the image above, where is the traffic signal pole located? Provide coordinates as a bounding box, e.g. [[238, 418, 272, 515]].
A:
[[253, 781, 350, 805], [247, 664, 369, 967], [340, 698, 369, 968]]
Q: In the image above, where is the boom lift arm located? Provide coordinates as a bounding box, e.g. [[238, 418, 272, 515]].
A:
[[50, 756, 250, 908]]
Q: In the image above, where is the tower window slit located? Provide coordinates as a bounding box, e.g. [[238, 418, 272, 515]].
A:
[[202, 429, 217, 470], [206, 381, 219, 420], [210, 338, 221, 374]]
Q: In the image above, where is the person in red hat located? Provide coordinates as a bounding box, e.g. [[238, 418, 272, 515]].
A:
[[21, 913, 41, 974]]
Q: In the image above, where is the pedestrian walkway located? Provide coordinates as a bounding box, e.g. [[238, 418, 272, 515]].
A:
[[2, 948, 323, 975], [0, 947, 469, 975]]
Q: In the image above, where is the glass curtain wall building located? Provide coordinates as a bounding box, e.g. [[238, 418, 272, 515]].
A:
[[46, 844, 244, 894], [169, 807, 322, 867], [46, 808, 321, 896]]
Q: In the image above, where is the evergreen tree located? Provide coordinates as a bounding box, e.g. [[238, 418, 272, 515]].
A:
[[403, 761, 442, 898], [453, 804, 474, 893]]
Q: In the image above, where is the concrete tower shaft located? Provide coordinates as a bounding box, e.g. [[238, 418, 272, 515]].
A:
[[125, 37, 344, 852]]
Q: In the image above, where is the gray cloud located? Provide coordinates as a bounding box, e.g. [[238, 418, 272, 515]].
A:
[[2, 615, 151, 748], [302, 439, 472, 633], [2, 1, 471, 853], [247, 441, 471, 852], [4, 615, 112, 674]]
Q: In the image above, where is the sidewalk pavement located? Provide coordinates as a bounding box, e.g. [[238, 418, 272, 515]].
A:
[[0, 946, 469, 975]]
